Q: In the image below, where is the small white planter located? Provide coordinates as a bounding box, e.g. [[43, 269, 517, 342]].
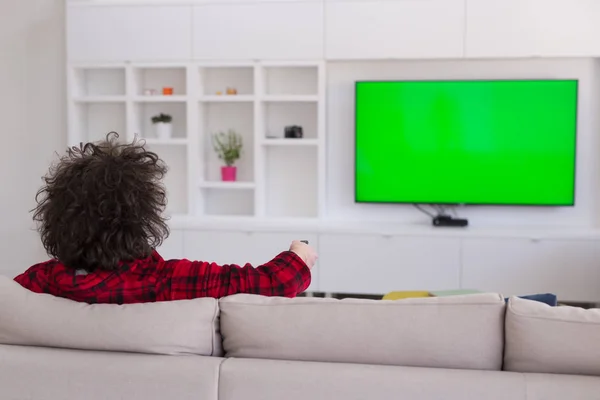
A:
[[155, 122, 172, 140]]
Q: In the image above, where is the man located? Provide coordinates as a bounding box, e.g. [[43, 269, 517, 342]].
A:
[[14, 132, 317, 304]]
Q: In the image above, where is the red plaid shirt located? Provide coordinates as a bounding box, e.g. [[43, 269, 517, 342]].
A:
[[13, 250, 310, 304]]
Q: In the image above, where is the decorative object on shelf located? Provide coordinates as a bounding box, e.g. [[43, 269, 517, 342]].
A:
[[284, 125, 303, 139], [216, 91, 223, 95], [151, 113, 173, 140], [162, 87, 174, 96], [212, 129, 243, 182], [143, 89, 157, 96], [226, 87, 238, 95]]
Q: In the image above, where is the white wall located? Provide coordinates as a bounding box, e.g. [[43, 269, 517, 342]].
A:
[[326, 58, 600, 228], [0, 0, 66, 277]]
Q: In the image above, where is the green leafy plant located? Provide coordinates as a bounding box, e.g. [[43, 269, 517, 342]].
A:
[[212, 130, 243, 167], [151, 113, 172, 124]]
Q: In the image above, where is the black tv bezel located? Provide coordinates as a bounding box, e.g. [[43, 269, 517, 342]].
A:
[[353, 78, 579, 207]]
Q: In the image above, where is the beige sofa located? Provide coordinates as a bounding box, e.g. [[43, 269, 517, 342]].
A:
[[1, 276, 599, 400]]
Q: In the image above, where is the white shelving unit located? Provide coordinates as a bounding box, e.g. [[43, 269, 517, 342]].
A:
[[67, 61, 326, 221]]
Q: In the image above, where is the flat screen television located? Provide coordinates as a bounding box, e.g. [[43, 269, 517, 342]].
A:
[[355, 79, 578, 206]]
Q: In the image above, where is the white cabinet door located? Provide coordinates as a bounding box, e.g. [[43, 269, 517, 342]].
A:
[[318, 234, 461, 294], [193, 3, 324, 60], [461, 238, 600, 302], [183, 230, 319, 291], [67, 6, 192, 62], [466, 0, 600, 58], [325, 0, 465, 60]]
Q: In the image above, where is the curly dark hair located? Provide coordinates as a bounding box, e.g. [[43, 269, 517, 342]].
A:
[[33, 132, 170, 271]]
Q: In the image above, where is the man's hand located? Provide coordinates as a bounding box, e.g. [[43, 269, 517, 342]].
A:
[[289, 240, 318, 269]]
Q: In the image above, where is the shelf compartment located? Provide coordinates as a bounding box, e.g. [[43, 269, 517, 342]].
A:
[[202, 188, 255, 217], [74, 102, 126, 143], [133, 102, 187, 140], [200, 102, 254, 182], [265, 146, 318, 218], [264, 66, 318, 96], [133, 67, 186, 96], [73, 67, 126, 97], [144, 144, 188, 215], [199, 66, 254, 96], [199, 181, 256, 190], [263, 102, 318, 140]]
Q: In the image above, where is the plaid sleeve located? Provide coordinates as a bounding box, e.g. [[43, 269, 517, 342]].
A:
[[157, 251, 311, 300], [13, 263, 47, 294]]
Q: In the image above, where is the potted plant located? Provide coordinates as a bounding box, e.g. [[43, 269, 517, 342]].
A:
[[151, 113, 173, 140], [212, 130, 242, 181]]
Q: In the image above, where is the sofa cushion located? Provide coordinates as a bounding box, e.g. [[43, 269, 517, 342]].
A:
[[504, 296, 600, 376], [219, 358, 526, 400], [0, 277, 222, 356], [523, 373, 600, 400], [0, 344, 223, 400], [219, 293, 506, 370]]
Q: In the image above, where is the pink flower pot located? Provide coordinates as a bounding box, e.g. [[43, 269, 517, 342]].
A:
[[221, 166, 237, 181]]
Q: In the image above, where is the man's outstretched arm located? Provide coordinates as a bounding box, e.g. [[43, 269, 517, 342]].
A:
[[158, 241, 317, 299]]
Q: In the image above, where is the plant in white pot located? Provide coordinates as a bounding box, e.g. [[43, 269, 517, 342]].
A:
[[151, 113, 173, 140], [212, 130, 242, 182]]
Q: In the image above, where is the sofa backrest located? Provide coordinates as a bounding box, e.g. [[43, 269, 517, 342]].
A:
[[0, 277, 222, 356], [504, 296, 600, 377], [219, 292, 506, 370]]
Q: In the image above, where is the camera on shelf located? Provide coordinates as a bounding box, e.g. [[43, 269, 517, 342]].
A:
[[284, 125, 303, 139]]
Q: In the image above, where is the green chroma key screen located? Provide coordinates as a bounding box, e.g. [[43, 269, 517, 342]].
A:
[[355, 79, 578, 205]]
